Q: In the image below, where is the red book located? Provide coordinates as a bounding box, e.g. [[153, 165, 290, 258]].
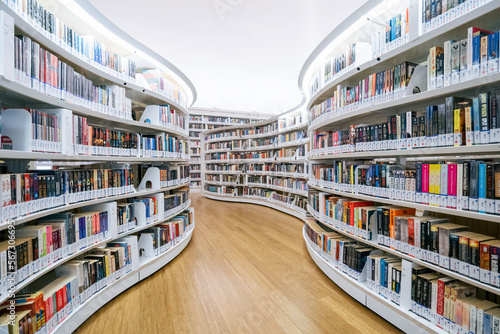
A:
[[437, 277, 455, 317], [56, 289, 63, 313], [422, 164, 430, 194], [448, 164, 457, 198], [349, 201, 373, 226], [408, 217, 415, 247]]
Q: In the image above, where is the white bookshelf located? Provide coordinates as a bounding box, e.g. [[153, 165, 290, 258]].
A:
[[201, 108, 310, 218], [188, 108, 272, 192], [299, 0, 500, 333], [0, 1, 196, 333]]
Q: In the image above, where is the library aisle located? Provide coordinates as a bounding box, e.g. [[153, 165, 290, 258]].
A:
[[75, 194, 400, 334]]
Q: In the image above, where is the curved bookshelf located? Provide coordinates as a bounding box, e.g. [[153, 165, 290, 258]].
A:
[[308, 71, 500, 133], [201, 108, 309, 218], [204, 192, 307, 220], [0, 1, 196, 112], [52, 221, 194, 334], [303, 225, 445, 334], [299, 1, 500, 332], [301, 1, 500, 111], [0, 1, 196, 333], [308, 182, 500, 224]]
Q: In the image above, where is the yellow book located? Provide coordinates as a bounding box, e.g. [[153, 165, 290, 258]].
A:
[[429, 164, 436, 194], [434, 164, 441, 196], [454, 108, 461, 146]]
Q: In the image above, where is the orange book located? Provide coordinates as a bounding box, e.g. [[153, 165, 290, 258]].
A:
[[389, 207, 416, 243]]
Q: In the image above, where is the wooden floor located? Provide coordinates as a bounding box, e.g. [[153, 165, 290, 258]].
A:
[[76, 194, 402, 334]]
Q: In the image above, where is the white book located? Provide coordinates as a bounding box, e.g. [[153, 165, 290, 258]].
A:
[[444, 40, 454, 86], [0, 11, 14, 81]]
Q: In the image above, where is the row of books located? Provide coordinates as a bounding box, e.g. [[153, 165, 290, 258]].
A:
[[278, 113, 307, 130], [158, 166, 190, 185], [0, 168, 134, 221], [305, 217, 500, 334], [311, 92, 500, 154], [14, 35, 133, 120], [28, 109, 62, 153], [205, 130, 240, 141], [0, 236, 137, 334], [241, 123, 278, 136], [247, 162, 306, 175], [72, 115, 139, 152], [139, 68, 187, 106], [189, 131, 201, 138], [142, 105, 186, 131], [278, 130, 306, 143], [205, 185, 236, 195], [139, 133, 189, 158], [206, 175, 238, 183], [312, 158, 500, 213], [428, 27, 500, 90], [251, 137, 275, 148], [204, 165, 240, 172], [0, 208, 111, 295], [421, 0, 492, 35], [7, 0, 138, 82], [164, 188, 189, 213], [309, 61, 418, 123], [238, 187, 307, 213], [205, 151, 274, 161], [309, 189, 500, 287], [313, 43, 357, 95], [138, 208, 193, 258], [371, 8, 410, 59], [275, 146, 306, 159]]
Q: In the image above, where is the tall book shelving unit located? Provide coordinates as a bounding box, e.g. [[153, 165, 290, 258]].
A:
[[189, 108, 271, 192], [201, 108, 310, 219], [300, 0, 500, 333], [0, 0, 196, 333]]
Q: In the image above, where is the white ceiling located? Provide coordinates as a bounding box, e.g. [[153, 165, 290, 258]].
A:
[[90, 0, 367, 114]]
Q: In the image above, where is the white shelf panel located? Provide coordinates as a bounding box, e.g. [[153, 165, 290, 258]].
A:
[[0, 2, 190, 115], [203, 192, 307, 221], [204, 170, 242, 175], [309, 72, 500, 132], [308, 183, 500, 223], [308, 144, 500, 160], [7, 182, 189, 227], [306, 1, 500, 110], [247, 171, 308, 179], [0, 150, 189, 162], [304, 227, 445, 334], [0, 77, 189, 139]]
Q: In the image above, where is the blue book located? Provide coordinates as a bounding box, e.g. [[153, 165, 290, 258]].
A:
[[479, 163, 486, 213], [473, 97, 480, 144], [488, 32, 499, 74], [391, 17, 396, 42]]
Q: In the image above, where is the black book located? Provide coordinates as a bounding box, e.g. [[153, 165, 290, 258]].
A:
[[419, 116, 426, 137], [490, 93, 498, 130], [479, 92, 490, 132], [438, 104, 446, 136], [469, 161, 480, 198]]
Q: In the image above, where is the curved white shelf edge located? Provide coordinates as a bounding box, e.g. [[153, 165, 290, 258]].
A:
[[0, 76, 190, 139], [203, 192, 307, 221], [303, 226, 445, 334], [138, 225, 194, 280], [308, 183, 500, 223], [53, 224, 194, 334], [302, 1, 500, 111], [9, 181, 190, 226]]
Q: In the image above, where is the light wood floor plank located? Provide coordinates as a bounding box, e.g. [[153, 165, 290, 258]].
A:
[[75, 194, 402, 334]]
